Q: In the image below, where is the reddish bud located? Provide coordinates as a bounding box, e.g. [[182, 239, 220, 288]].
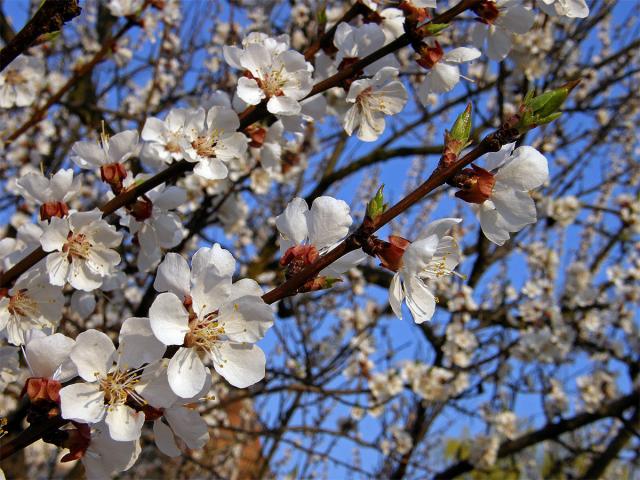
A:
[[454, 164, 496, 204], [40, 201, 69, 221], [416, 41, 444, 69]]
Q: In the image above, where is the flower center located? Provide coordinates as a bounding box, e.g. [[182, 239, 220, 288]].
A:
[[62, 233, 92, 261], [98, 368, 145, 407], [5, 68, 26, 86], [184, 304, 245, 354], [8, 289, 39, 318], [192, 129, 222, 157], [256, 66, 286, 97]]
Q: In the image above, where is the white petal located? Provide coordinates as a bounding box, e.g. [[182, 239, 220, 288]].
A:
[[495, 146, 548, 191], [486, 25, 512, 61], [319, 248, 367, 277], [68, 260, 103, 292], [154, 420, 181, 457], [191, 244, 236, 280], [389, 273, 404, 320], [152, 186, 186, 210], [148, 293, 190, 346], [307, 196, 352, 250], [219, 296, 273, 343], [164, 405, 209, 449], [105, 404, 145, 441], [46, 253, 69, 287], [404, 277, 436, 323], [222, 45, 244, 69], [236, 77, 265, 105], [59, 383, 106, 423], [479, 202, 511, 246], [443, 47, 482, 63], [194, 157, 229, 180], [267, 96, 302, 116], [206, 106, 240, 133], [422, 218, 462, 239], [275, 197, 309, 247], [25, 333, 75, 379], [141, 117, 169, 143], [119, 317, 166, 368], [71, 329, 115, 381], [427, 63, 460, 93], [167, 347, 207, 398], [213, 342, 266, 388], [483, 142, 516, 171], [72, 141, 106, 168], [40, 216, 69, 252], [107, 130, 138, 164], [499, 5, 535, 34], [154, 253, 190, 297], [70, 290, 97, 319], [239, 43, 272, 75], [492, 186, 537, 230]]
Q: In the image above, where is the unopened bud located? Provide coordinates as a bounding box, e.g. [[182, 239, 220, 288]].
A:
[[450, 103, 473, 144], [418, 22, 449, 38], [515, 80, 580, 131], [366, 185, 388, 220]]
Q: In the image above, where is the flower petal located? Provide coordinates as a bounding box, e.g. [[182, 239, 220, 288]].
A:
[[167, 347, 207, 398], [59, 383, 106, 423], [154, 253, 190, 297], [212, 342, 266, 388], [148, 293, 190, 346], [105, 404, 145, 441], [71, 329, 115, 381]]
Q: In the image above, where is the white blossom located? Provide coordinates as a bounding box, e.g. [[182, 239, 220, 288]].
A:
[[224, 33, 313, 116], [476, 144, 549, 245], [471, 0, 535, 60], [0, 268, 64, 345], [148, 246, 273, 396], [40, 209, 123, 291], [417, 46, 481, 102], [389, 218, 462, 323], [538, 0, 589, 18], [71, 129, 139, 169], [58, 323, 166, 441], [343, 67, 408, 142], [0, 56, 45, 108], [15, 168, 80, 211]]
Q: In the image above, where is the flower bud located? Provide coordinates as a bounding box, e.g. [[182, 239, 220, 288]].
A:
[[366, 185, 388, 220], [514, 80, 580, 132]]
